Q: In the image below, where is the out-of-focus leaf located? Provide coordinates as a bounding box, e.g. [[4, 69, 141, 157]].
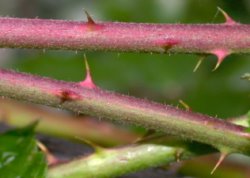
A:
[[0, 123, 47, 178]]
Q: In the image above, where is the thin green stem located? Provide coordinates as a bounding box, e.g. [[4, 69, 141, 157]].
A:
[[48, 138, 212, 178], [47, 115, 249, 178]]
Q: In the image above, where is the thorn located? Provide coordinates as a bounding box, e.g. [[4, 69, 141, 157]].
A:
[[53, 89, 81, 104], [211, 49, 230, 71], [133, 129, 156, 143], [143, 129, 156, 138], [217, 7, 238, 25], [178, 99, 191, 111], [76, 136, 104, 153], [79, 55, 97, 89], [37, 141, 59, 165], [193, 56, 205, 72], [175, 149, 184, 162], [211, 153, 228, 174], [83, 9, 95, 25]]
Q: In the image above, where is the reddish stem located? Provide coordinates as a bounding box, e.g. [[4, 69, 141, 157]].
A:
[[0, 69, 250, 154], [0, 17, 249, 54]]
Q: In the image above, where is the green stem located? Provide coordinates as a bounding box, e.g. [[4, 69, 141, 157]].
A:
[[47, 116, 249, 178], [48, 138, 212, 178]]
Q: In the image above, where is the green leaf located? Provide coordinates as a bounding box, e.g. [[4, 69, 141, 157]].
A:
[[0, 123, 47, 178]]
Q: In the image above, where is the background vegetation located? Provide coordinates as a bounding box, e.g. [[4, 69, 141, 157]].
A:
[[0, 0, 250, 177]]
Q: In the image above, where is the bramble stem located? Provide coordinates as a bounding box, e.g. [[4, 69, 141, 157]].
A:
[[48, 116, 250, 178], [0, 69, 250, 154], [0, 17, 249, 54], [48, 139, 212, 178]]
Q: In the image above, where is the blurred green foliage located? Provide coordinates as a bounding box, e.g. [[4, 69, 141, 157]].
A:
[[0, 123, 47, 178], [1, 0, 250, 118]]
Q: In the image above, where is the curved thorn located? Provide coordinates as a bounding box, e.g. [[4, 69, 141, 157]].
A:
[[178, 99, 191, 111], [193, 56, 205, 72], [37, 141, 59, 165], [175, 149, 184, 162], [211, 49, 230, 71], [76, 136, 104, 153], [79, 54, 97, 89], [84, 54, 90, 73], [83, 9, 95, 24], [217, 7, 237, 25], [211, 153, 228, 174], [133, 129, 156, 143], [213, 61, 222, 71]]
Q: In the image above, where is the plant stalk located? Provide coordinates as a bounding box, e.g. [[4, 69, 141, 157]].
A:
[[48, 140, 210, 178], [0, 17, 249, 54], [0, 99, 138, 146], [48, 115, 250, 178], [0, 69, 250, 154]]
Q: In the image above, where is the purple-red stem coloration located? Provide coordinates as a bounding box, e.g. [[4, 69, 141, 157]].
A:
[[0, 68, 250, 155], [0, 17, 249, 66]]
